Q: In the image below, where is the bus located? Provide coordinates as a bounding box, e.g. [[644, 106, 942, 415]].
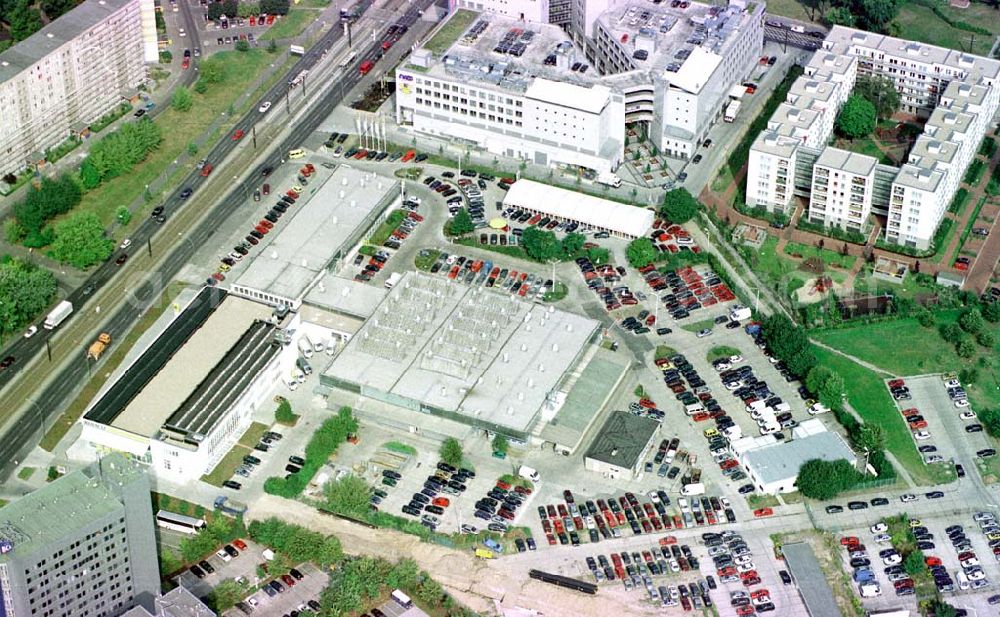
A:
[[155, 510, 206, 535]]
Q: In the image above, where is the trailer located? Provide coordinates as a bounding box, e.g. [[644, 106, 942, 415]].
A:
[[44, 300, 74, 330]]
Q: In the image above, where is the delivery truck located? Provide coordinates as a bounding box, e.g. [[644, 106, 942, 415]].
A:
[[44, 300, 73, 330], [724, 100, 742, 122], [596, 172, 623, 188]]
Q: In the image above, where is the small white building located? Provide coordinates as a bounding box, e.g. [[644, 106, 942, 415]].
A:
[[503, 179, 654, 238], [583, 411, 659, 478], [734, 419, 856, 494]]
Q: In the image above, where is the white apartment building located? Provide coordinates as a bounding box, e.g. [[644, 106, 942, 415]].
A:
[[397, 0, 762, 170], [450, 0, 551, 24], [0, 0, 153, 178], [746, 25, 1000, 250]]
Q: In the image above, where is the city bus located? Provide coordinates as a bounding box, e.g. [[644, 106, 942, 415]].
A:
[[155, 510, 206, 535]]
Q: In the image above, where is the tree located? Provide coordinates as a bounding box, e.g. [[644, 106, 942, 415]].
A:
[[222, 0, 238, 16], [977, 330, 995, 348], [116, 206, 132, 225], [836, 95, 877, 139], [206, 579, 245, 612], [50, 213, 114, 268], [415, 573, 445, 605], [626, 237, 657, 268], [275, 399, 297, 424], [521, 226, 561, 262], [323, 474, 372, 517], [440, 437, 463, 467], [8, 0, 43, 41], [187, 142, 199, 156], [983, 301, 1000, 323], [858, 0, 899, 32], [824, 6, 855, 27], [956, 337, 977, 358], [854, 74, 901, 120], [959, 309, 984, 334], [40, 0, 77, 20], [447, 208, 474, 236], [80, 158, 101, 189], [939, 322, 963, 344], [796, 459, 860, 500], [855, 424, 885, 454], [4, 219, 24, 244], [903, 550, 926, 577], [172, 86, 193, 112], [267, 38, 278, 53], [200, 59, 224, 84], [13, 174, 83, 237], [235, 39, 250, 52], [560, 232, 585, 258], [979, 407, 1000, 437], [386, 558, 420, 590], [660, 187, 700, 224], [915, 307, 935, 328], [194, 79, 208, 94], [260, 0, 290, 15], [807, 365, 845, 409], [207, 1, 226, 19], [491, 434, 509, 456]]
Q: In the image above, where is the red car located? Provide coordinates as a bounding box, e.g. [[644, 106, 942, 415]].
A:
[[281, 574, 296, 587], [233, 539, 248, 551], [840, 536, 859, 546], [888, 379, 906, 389], [924, 556, 942, 567], [200, 163, 213, 177], [182, 57, 190, 69], [496, 480, 512, 490], [432, 497, 450, 507], [232, 129, 244, 141], [254, 225, 269, 235]]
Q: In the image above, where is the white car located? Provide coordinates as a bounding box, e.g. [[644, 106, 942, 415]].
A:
[[967, 568, 986, 581], [871, 522, 888, 534], [215, 548, 232, 562], [736, 561, 756, 573], [808, 402, 830, 415], [246, 597, 259, 607], [925, 455, 944, 463], [715, 362, 731, 372], [23, 325, 37, 338], [178, 27, 186, 36], [961, 410, 977, 420], [729, 354, 744, 364], [900, 494, 918, 503], [883, 554, 902, 566], [913, 430, 931, 440], [258, 101, 272, 113], [696, 328, 712, 338], [120, 238, 132, 250], [955, 399, 970, 408], [961, 557, 981, 568], [874, 533, 892, 544], [945, 379, 962, 388]]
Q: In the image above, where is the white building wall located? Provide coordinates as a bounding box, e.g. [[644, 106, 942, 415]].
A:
[[746, 147, 795, 211], [452, 0, 550, 23], [809, 164, 873, 231]]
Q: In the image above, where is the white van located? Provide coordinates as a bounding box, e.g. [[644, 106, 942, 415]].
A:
[[685, 402, 706, 416], [680, 482, 705, 496], [745, 400, 767, 414], [957, 570, 970, 590], [518, 465, 540, 482]]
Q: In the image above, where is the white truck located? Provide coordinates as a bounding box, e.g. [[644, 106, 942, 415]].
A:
[[596, 172, 623, 188], [44, 300, 73, 330], [724, 100, 742, 123], [729, 305, 752, 322], [385, 272, 403, 289], [298, 335, 314, 358]]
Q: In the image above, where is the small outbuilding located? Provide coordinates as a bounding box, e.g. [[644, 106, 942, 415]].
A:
[[583, 411, 659, 478]]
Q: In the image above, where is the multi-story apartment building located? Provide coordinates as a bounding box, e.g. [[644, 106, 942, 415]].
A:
[[746, 25, 1000, 250], [450, 0, 551, 24], [0, 0, 152, 178], [0, 453, 159, 617], [396, 0, 762, 170]]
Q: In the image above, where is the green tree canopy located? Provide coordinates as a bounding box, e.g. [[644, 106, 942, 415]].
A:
[[806, 365, 846, 409], [983, 301, 1000, 323], [9, 0, 43, 41], [491, 434, 509, 455], [858, 0, 900, 32], [836, 95, 877, 139], [0, 257, 58, 338], [796, 458, 861, 500], [440, 437, 463, 467], [172, 86, 193, 112], [50, 213, 114, 268], [323, 474, 372, 517], [959, 308, 984, 334], [855, 424, 885, 454], [903, 550, 926, 577], [854, 74, 901, 120], [448, 208, 474, 236], [979, 407, 1000, 437], [626, 237, 657, 268], [521, 226, 561, 261], [762, 315, 817, 379], [116, 205, 132, 225], [824, 6, 855, 26], [660, 187, 701, 224], [560, 232, 585, 258]]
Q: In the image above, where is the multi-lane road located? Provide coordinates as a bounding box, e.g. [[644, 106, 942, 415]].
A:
[[0, 0, 434, 477]]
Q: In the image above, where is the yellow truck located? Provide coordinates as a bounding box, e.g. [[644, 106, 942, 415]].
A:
[[87, 332, 112, 360], [474, 548, 495, 559]]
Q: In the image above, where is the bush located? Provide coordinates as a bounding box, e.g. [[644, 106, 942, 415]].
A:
[[915, 308, 935, 328], [263, 407, 357, 497], [980, 407, 1000, 437], [956, 337, 977, 358], [660, 187, 701, 224], [796, 459, 861, 500], [440, 438, 463, 467], [235, 39, 250, 52], [977, 330, 995, 348], [275, 399, 298, 425], [959, 309, 984, 334], [248, 518, 343, 567]]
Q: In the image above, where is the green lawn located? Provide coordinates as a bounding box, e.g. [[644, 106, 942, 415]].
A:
[[16, 467, 34, 481], [681, 317, 719, 334], [71, 50, 281, 230], [833, 137, 895, 165], [707, 345, 741, 362], [201, 444, 250, 487], [414, 248, 441, 271], [384, 441, 417, 456], [783, 242, 856, 270], [655, 345, 678, 360], [238, 422, 270, 448], [811, 347, 943, 486], [259, 9, 318, 41], [424, 9, 478, 54]]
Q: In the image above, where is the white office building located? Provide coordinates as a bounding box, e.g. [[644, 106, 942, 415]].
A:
[[396, 0, 763, 171], [0, 0, 154, 178], [450, 0, 551, 24], [746, 25, 1000, 250]]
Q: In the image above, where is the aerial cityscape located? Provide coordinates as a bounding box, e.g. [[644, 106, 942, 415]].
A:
[[0, 0, 999, 614]]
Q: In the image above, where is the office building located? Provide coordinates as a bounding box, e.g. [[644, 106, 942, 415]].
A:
[[0, 0, 153, 178], [746, 25, 1000, 249], [0, 453, 159, 617], [395, 0, 763, 171]]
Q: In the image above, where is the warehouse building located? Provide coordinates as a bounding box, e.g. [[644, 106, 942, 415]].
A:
[[583, 410, 659, 478], [0, 0, 155, 178], [229, 165, 399, 311], [322, 272, 601, 440], [395, 0, 762, 171], [746, 25, 1000, 250], [503, 179, 654, 238], [77, 289, 300, 482], [733, 419, 856, 494]]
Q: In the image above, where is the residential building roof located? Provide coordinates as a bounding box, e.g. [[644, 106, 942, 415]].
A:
[[503, 179, 654, 237], [584, 410, 659, 469], [815, 147, 877, 177]]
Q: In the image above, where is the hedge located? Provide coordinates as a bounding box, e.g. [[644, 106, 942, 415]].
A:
[[263, 406, 357, 497]]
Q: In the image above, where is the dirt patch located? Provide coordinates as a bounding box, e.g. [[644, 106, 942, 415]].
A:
[[799, 257, 825, 275]]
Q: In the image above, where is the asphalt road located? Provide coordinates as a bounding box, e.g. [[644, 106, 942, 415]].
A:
[[0, 0, 434, 478]]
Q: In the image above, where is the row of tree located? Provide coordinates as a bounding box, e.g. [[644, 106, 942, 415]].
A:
[[206, 0, 290, 20], [824, 0, 902, 33], [9, 174, 82, 246], [80, 119, 162, 189], [263, 406, 358, 497]]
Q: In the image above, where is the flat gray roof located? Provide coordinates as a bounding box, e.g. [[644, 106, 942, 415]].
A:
[[743, 431, 855, 486], [303, 273, 388, 319], [584, 410, 659, 469], [539, 352, 628, 449], [111, 297, 273, 437], [0, 0, 135, 84], [782, 542, 843, 617], [815, 147, 877, 177], [324, 272, 600, 433], [233, 165, 398, 303], [0, 453, 138, 560]]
